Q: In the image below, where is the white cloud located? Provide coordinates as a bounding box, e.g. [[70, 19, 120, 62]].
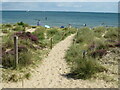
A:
[[73, 5, 82, 7], [56, 3, 82, 8], [1, 0, 120, 2]]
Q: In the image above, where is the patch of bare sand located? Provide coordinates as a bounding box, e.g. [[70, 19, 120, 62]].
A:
[[26, 28, 36, 33]]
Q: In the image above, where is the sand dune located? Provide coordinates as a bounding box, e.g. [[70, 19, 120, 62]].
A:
[[3, 34, 116, 88]]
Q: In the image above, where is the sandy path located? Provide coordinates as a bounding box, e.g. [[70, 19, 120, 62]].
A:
[[26, 28, 36, 33], [3, 34, 116, 88], [102, 30, 107, 37]]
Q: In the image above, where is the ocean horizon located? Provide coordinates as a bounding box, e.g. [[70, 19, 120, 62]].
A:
[[1, 11, 118, 28]]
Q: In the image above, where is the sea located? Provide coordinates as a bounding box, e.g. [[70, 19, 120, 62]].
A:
[[1, 11, 118, 28]]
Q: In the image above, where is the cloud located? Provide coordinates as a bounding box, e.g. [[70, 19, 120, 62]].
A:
[[56, 3, 82, 8], [1, 0, 120, 2], [2, 2, 118, 13]]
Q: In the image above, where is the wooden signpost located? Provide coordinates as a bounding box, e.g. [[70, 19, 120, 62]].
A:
[[50, 37, 53, 49], [14, 35, 18, 68]]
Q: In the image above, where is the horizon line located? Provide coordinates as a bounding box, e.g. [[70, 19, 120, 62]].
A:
[[1, 10, 118, 13]]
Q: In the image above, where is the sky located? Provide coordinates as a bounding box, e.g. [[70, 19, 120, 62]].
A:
[[1, 0, 120, 2], [1, 0, 120, 13]]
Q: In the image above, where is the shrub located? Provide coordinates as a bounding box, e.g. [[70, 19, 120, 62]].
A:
[[13, 26, 24, 31], [16, 22, 29, 27], [2, 47, 32, 68], [47, 28, 59, 37], [65, 45, 105, 79], [88, 43, 96, 50], [4, 24, 12, 28], [18, 45, 28, 52], [114, 42, 120, 47], [2, 29, 10, 33], [90, 49, 107, 58], [93, 27, 106, 33], [15, 32, 38, 42], [65, 45, 82, 63], [32, 29, 45, 41], [18, 51, 33, 67], [24, 72, 31, 80], [8, 74, 19, 82], [107, 44, 115, 48], [2, 53, 14, 68], [93, 38, 108, 50], [3, 35, 14, 48], [70, 58, 105, 79], [104, 27, 118, 40], [76, 27, 94, 43], [29, 34, 38, 42], [15, 32, 27, 38]]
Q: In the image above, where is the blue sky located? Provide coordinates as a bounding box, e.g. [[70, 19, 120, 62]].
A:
[[2, 2, 119, 13]]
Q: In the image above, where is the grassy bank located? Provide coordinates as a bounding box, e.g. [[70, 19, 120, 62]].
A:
[[2, 22, 76, 82], [65, 26, 119, 80]]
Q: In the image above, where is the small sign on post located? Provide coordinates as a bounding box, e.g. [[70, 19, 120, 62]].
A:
[[14, 35, 18, 68]]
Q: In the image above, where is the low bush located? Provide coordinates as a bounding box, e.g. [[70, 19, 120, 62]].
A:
[[24, 72, 31, 80], [3, 35, 14, 48], [32, 28, 45, 41], [114, 42, 120, 47], [2, 24, 12, 28], [104, 27, 118, 40], [70, 58, 105, 79], [15, 31, 38, 42], [90, 49, 107, 58], [65, 45, 105, 79], [93, 27, 106, 33], [76, 27, 94, 43], [16, 22, 29, 27], [2, 49, 33, 68], [47, 28, 59, 38], [2, 53, 14, 68], [13, 25, 25, 31], [18, 51, 33, 67], [94, 38, 108, 50]]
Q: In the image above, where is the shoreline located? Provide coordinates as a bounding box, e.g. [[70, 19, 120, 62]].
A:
[[1, 10, 118, 14], [1, 23, 118, 29]]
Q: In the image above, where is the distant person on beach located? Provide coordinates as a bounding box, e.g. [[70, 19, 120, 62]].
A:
[[37, 20, 41, 26], [83, 24, 87, 27], [68, 24, 72, 28], [45, 17, 47, 20]]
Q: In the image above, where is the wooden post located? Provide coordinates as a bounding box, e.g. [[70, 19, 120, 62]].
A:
[[14, 35, 18, 68], [50, 37, 53, 49]]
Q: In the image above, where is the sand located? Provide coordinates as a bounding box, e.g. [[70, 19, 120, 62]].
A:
[[26, 28, 36, 33], [2, 34, 117, 88]]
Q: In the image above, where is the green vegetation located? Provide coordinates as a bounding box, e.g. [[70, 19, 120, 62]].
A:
[[46, 27, 77, 44], [2, 22, 119, 82], [65, 26, 119, 79], [2, 23, 76, 82]]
